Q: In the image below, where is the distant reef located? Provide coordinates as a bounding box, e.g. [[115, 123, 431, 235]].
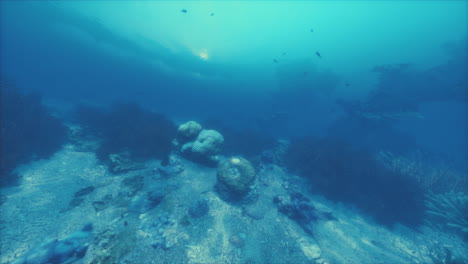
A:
[[74, 103, 176, 169], [0, 86, 67, 186]]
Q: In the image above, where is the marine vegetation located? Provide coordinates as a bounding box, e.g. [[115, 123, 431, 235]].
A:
[[0, 85, 67, 186], [285, 136, 425, 227], [74, 103, 176, 169], [425, 191, 468, 240], [376, 150, 468, 194]]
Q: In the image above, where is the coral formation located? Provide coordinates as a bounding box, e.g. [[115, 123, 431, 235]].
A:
[[173, 121, 224, 165], [177, 121, 202, 143], [216, 156, 256, 201], [191, 130, 224, 157]]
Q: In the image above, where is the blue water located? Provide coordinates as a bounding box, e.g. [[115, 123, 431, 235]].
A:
[[1, 1, 467, 263]]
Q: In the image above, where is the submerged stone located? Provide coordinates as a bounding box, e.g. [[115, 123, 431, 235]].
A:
[[12, 224, 93, 264]]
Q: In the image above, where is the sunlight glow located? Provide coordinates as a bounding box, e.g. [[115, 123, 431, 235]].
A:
[[194, 48, 209, 60], [199, 51, 209, 60]]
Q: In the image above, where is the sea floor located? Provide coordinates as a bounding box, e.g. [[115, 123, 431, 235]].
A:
[[0, 144, 466, 264]]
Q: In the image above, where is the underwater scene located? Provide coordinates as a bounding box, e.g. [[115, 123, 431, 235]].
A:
[[0, 1, 467, 263]]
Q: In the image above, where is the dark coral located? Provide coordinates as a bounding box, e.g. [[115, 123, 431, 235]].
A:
[[0, 87, 67, 186], [285, 137, 425, 227], [74, 103, 176, 169]]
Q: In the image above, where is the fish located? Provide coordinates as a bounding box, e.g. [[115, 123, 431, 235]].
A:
[[310, 28, 314, 32], [181, 9, 188, 13], [273, 59, 279, 63], [282, 52, 287, 56], [345, 82, 350, 87], [210, 13, 215, 16], [315, 51, 322, 58]]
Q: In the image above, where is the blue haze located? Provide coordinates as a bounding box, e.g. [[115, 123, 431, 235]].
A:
[[1, 1, 467, 159]]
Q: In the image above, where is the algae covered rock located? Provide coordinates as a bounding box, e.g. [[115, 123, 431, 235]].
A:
[[177, 121, 202, 143], [173, 122, 224, 166], [216, 157, 256, 200], [191, 130, 224, 157], [12, 224, 93, 264]]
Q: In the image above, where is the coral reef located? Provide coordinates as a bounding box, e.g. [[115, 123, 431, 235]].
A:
[[216, 156, 256, 201], [0, 87, 67, 186]]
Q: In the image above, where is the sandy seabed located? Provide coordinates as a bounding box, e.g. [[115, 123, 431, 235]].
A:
[[1, 144, 466, 264]]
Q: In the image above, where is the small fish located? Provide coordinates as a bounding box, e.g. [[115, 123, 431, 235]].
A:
[[181, 9, 187, 13], [282, 52, 287, 56], [315, 51, 322, 58], [310, 28, 314, 32], [303, 72, 308, 76], [273, 59, 279, 63], [210, 12, 215, 16], [345, 82, 350, 87]]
